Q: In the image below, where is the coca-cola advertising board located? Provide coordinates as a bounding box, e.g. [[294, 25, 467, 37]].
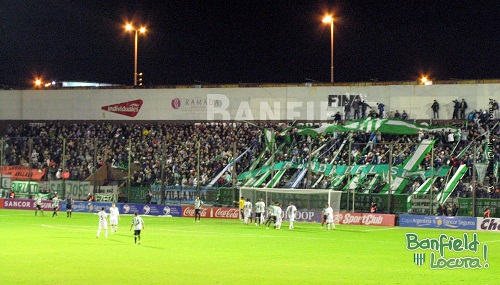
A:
[[182, 206, 239, 219], [333, 212, 395, 226]]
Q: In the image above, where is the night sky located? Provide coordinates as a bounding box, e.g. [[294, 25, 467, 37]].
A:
[[1, 0, 498, 87]]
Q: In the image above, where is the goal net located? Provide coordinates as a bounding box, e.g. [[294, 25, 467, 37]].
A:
[[239, 187, 342, 223]]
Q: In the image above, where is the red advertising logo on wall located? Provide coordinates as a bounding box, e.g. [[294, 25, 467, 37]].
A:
[[101, 99, 143, 117], [182, 206, 209, 218], [181, 206, 239, 219], [333, 212, 396, 226], [171, 98, 181, 109]]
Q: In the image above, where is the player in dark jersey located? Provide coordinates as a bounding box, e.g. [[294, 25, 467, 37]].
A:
[[66, 196, 74, 217]]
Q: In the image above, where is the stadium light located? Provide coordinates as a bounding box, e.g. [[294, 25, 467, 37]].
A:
[[420, 76, 432, 85], [322, 14, 335, 83], [125, 23, 147, 86]]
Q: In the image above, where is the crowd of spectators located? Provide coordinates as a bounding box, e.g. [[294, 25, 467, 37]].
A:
[[1, 111, 499, 198]]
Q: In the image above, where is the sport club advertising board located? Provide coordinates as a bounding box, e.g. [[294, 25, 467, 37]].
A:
[[399, 214, 477, 230], [333, 212, 396, 226]]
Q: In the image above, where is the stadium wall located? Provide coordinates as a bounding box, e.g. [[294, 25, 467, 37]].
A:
[[0, 82, 498, 121]]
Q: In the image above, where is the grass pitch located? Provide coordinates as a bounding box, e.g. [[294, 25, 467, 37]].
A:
[[1, 209, 498, 284]]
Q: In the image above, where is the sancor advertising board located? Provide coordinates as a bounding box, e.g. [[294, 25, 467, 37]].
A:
[[399, 214, 477, 230]]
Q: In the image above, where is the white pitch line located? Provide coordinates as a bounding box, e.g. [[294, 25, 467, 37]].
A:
[[359, 227, 401, 232], [41, 224, 94, 232]]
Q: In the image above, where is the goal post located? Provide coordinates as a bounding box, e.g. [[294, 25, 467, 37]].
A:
[[239, 187, 341, 222]]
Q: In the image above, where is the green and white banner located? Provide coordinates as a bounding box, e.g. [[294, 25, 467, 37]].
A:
[[297, 118, 458, 136]]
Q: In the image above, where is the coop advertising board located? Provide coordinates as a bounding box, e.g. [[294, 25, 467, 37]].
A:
[[399, 214, 477, 230]]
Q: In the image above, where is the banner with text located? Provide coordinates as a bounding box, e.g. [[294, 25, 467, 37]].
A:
[[477, 218, 500, 232], [181, 206, 239, 219], [399, 214, 477, 230], [333, 212, 396, 226], [2, 198, 54, 210]]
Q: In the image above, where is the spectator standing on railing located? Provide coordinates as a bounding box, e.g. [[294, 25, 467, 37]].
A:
[[460, 99, 468, 119], [361, 100, 370, 118], [452, 100, 460, 119], [431, 100, 440, 119], [352, 99, 360, 119], [344, 101, 351, 120], [401, 110, 408, 120], [377, 103, 385, 118]]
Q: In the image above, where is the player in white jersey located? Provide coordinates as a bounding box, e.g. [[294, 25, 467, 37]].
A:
[[194, 196, 204, 222], [275, 203, 283, 230], [109, 203, 120, 232], [286, 202, 297, 229], [322, 204, 335, 230], [130, 212, 145, 245], [96, 207, 108, 238], [265, 202, 278, 229], [243, 199, 253, 225], [254, 198, 265, 226], [34, 194, 44, 216], [51, 194, 59, 218]]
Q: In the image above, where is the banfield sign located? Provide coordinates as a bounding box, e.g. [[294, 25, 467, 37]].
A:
[[334, 212, 395, 226], [182, 206, 239, 219], [101, 99, 143, 117], [477, 218, 500, 231]]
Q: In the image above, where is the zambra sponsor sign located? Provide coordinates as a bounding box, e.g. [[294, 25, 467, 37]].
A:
[[477, 218, 500, 231], [399, 214, 477, 230], [101, 99, 143, 117], [333, 212, 396, 226]]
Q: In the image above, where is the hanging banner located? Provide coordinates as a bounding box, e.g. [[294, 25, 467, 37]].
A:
[[11, 181, 39, 197], [0, 166, 46, 181]]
